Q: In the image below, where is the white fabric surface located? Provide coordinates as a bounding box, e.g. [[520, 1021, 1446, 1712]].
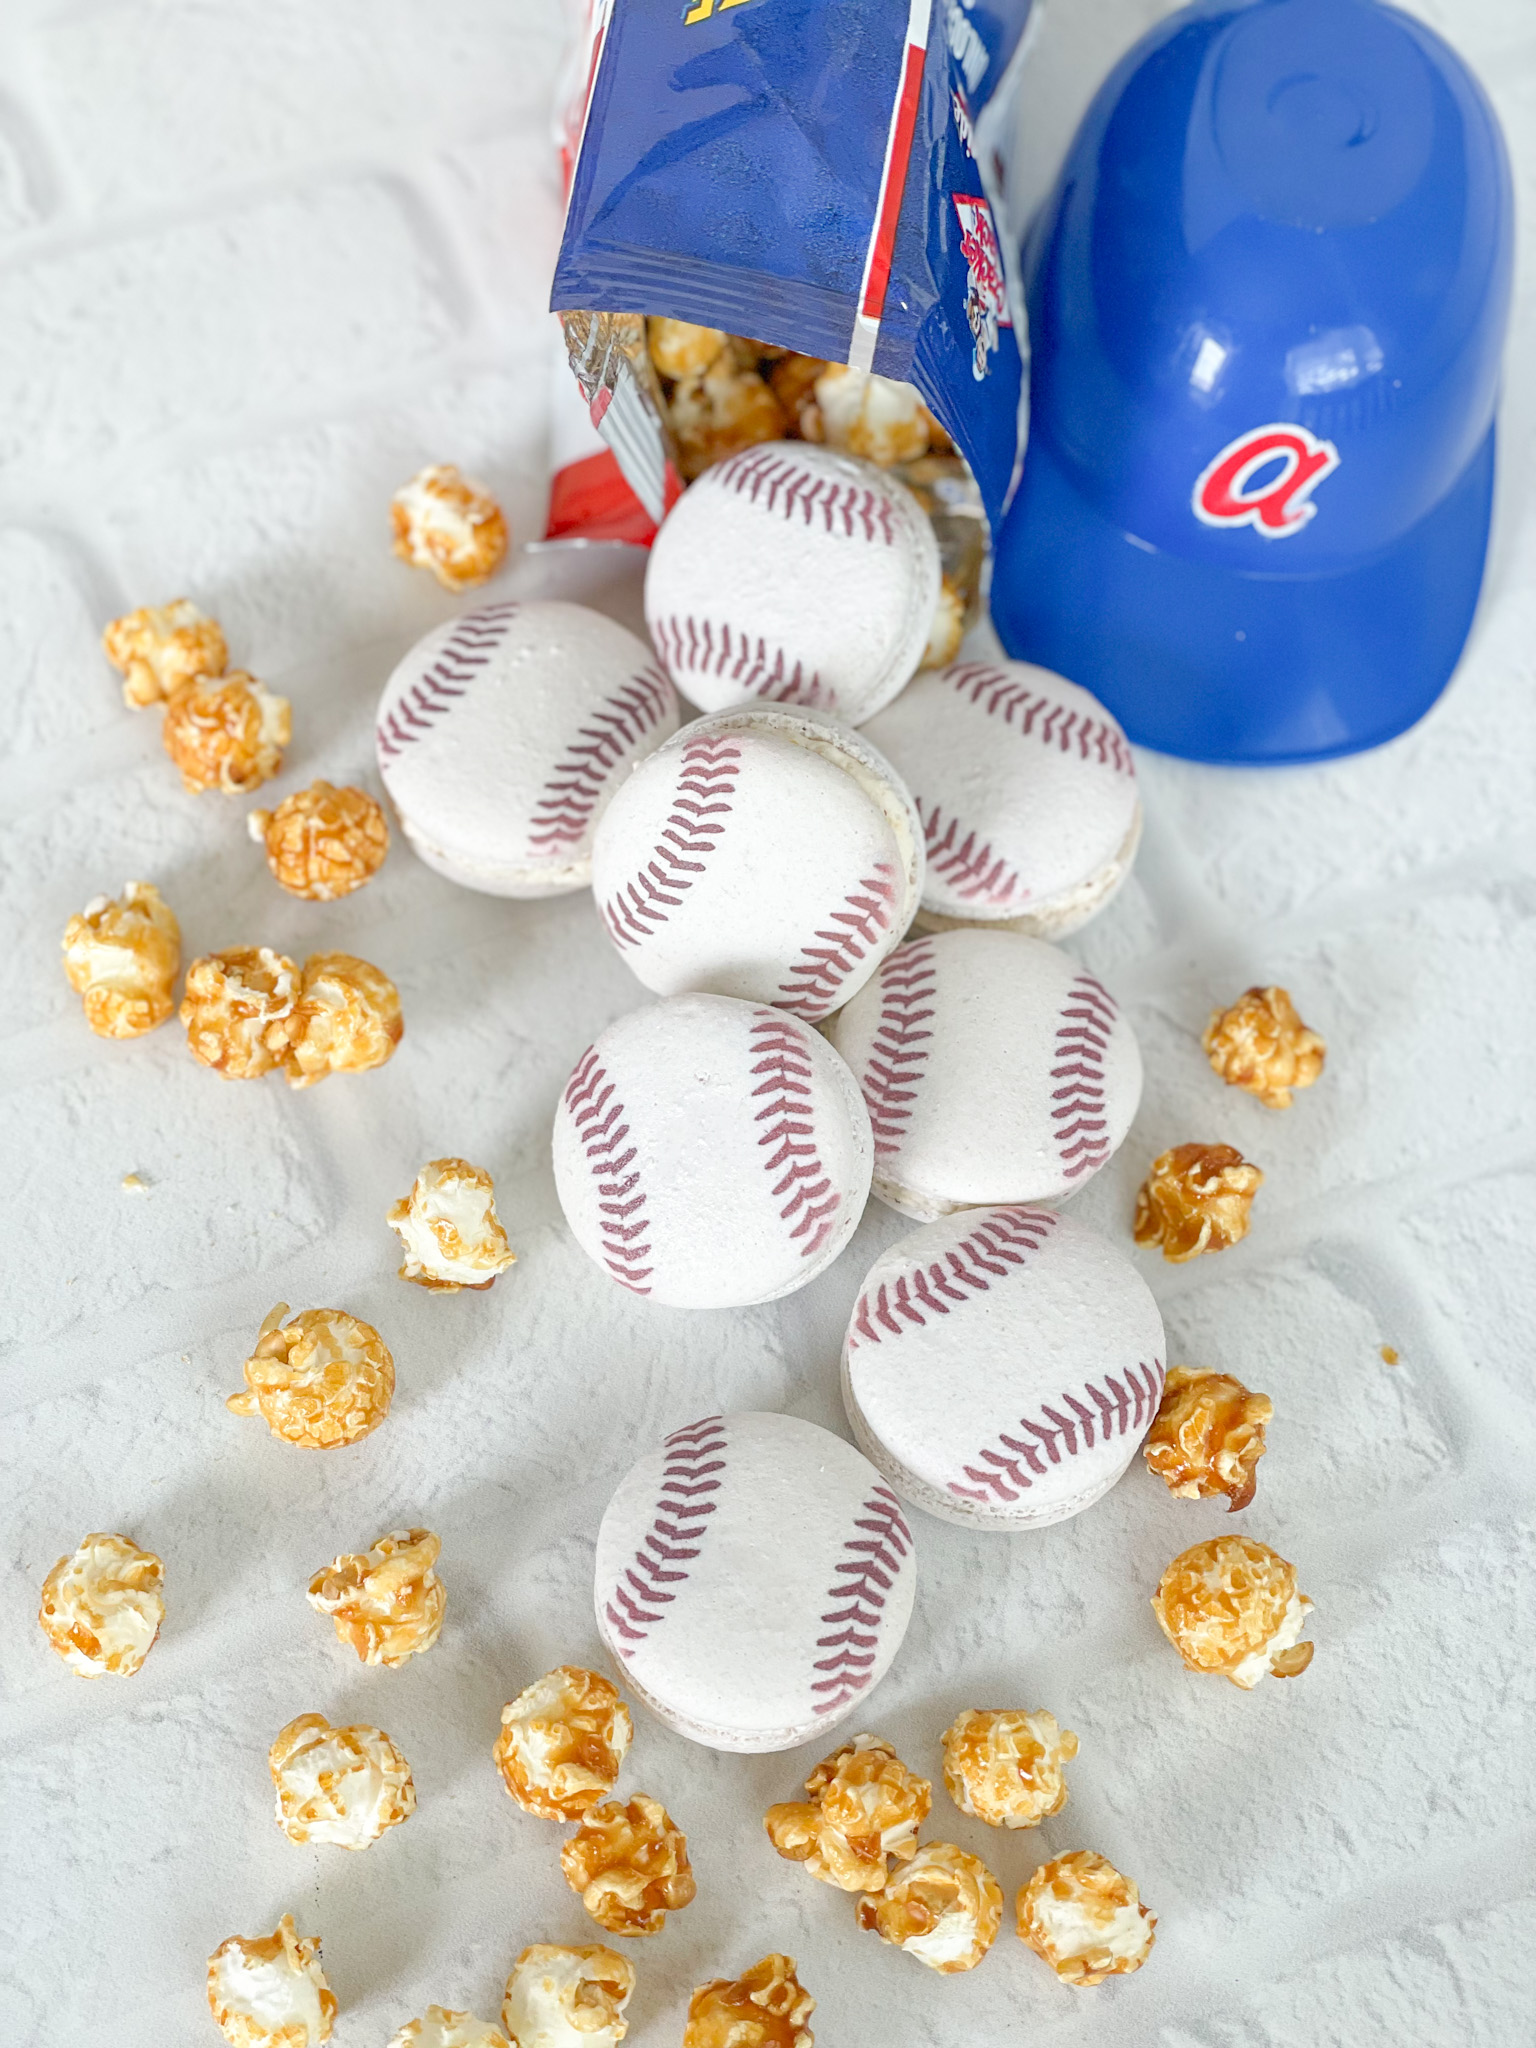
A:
[[1, 1, 1533, 2044]]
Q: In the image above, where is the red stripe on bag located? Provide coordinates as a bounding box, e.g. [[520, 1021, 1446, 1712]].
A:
[[850, 0, 933, 371]]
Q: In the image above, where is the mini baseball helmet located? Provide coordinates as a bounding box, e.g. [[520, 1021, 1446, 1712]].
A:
[[990, 0, 1513, 763]]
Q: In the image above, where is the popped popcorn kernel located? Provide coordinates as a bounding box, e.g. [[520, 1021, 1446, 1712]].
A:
[[767, 353, 830, 435], [764, 1732, 931, 1891], [392, 463, 509, 590], [667, 357, 788, 480], [921, 574, 966, 670], [284, 950, 402, 1088], [682, 1955, 814, 2048], [941, 1708, 1078, 1829], [181, 946, 300, 1079], [307, 1527, 445, 1667], [207, 1915, 335, 2047], [162, 671, 290, 794], [269, 1711, 414, 1850], [560, 1794, 696, 1936], [227, 1303, 395, 1449], [855, 1840, 1002, 1973], [389, 2009, 508, 2048], [1015, 1850, 1156, 1986], [1133, 1142, 1263, 1262], [103, 598, 227, 709], [62, 880, 180, 1038], [249, 781, 389, 901], [809, 365, 934, 468], [389, 1157, 516, 1293], [1203, 985, 1326, 1110], [38, 1532, 164, 1679], [503, 1944, 635, 2048], [1144, 1365, 1273, 1512], [495, 1665, 632, 1821], [1152, 1534, 1315, 1688], [647, 317, 731, 381]]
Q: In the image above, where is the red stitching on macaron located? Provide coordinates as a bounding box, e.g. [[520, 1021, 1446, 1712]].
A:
[[776, 863, 898, 1019], [1051, 973, 1119, 1181], [601, 733, 740, 947], [811, 1486, 911, 1712], [376, 602, 519, 758], [564, 1045, 653, 1294], [605, 1416, 727, 1650], [846, 1208, 1058, 1351], [528, 663, 674, 851], [855, 938, 937, 1160], [943, 662, 1133, 775], [949, 1360, 1166, 1506], [749, 1012, 843, 1259]]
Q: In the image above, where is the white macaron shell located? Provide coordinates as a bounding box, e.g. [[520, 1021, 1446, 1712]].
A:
[[644, 443, 939, 725], [861, 660, 1142, 934], [376, 599, 678, 895], [591, 709, 923, 1019], [594, 1411, 917, 1750], [842, 1208, 1166, 1529], [552, 994, 873, 1309], [826, 928, 1143, 1217]]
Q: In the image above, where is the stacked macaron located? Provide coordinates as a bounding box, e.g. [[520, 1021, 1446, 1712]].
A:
[[374, 462, 1153, 1748]]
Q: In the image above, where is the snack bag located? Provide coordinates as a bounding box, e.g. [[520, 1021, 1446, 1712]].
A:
[[550, 0, 1036, 536]]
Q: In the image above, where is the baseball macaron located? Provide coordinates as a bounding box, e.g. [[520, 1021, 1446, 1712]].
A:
[[826, 928, 1142, 1218], [595, 1410, 917, 1750], [644, 442, 939, 724], [376, 599, 678, 895], [861, 658, 1142, 937], [591, 708, 924, 1020], [552, 993, 872, 1308], [843, 1208, 1165, 1529]]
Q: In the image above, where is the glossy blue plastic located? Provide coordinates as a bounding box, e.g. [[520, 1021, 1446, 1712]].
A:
[[990, 0, 1514, 763]]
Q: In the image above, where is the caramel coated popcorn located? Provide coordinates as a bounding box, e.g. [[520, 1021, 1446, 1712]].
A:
[[682, 1955, 814, 2048], [941, 1708, 1078, 1829], [269, 1711, 414, 1850], [668, 355, 787, 480], [103, 598, 227, 709], [495, 1665, 633, 1821], [1203, 985, 1326, 1110], [560, 1794, 696, 1936], [285, 950, 403, 1087], [392, 463, 509, 590], [855, 1840, 1002, 1973], [922, 574, 966, 670], [765, 1732, 930, 1891], [249, 782, 389, 901], [38, 1532, 164, 1679], [228, 1303, 395, 1449], [181, 946, 300, 1079], [1015, 1851, 1156, 1987], [389, 2010, 508, 2048], [207, 1914, 336, 2047], [1133, 1142, 1263, 1262], [502, 1945, 635, 2048], [647, 317, 730, 381], [389, 1158, 516, 1293], [766, 353, 828, 434], [806, 365, 935, 467], [1144, 1366, 1273, 1512], [62, 881, 180, 1038], [308, 1527, 445, 1667], [1152, 1535, 1314, 1688], [163, 671, 290, 794]]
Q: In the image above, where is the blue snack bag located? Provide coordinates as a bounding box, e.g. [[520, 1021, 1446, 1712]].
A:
[[551, 0, 1036, 534]]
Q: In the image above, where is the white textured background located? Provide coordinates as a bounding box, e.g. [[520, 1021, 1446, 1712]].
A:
[[1, 1, 1533, 2044]]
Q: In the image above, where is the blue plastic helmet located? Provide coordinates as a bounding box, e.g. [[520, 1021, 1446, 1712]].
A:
[[989, 0, 1513, 764]]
